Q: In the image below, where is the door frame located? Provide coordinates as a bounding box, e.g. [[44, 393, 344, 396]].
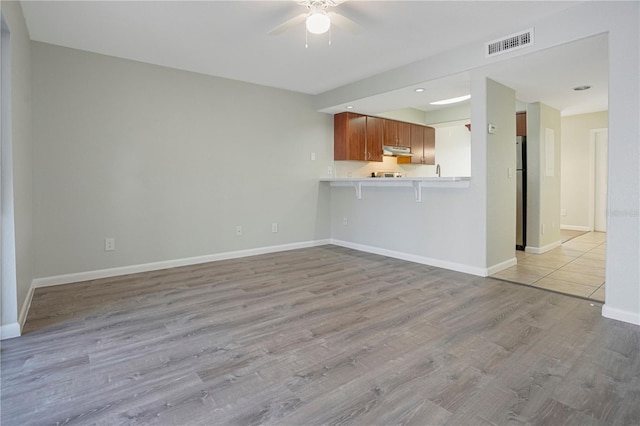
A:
[[588, 128, 608, 231]]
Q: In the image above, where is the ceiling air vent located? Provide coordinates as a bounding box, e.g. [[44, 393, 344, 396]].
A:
[[486, 28, 534, 57]]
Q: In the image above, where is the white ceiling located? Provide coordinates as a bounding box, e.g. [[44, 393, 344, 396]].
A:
[[20, 1, 607, 116]]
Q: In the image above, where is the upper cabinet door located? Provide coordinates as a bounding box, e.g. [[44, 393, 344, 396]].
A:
[[383, 120, 412, 147], [409, 124, 425, 164], [334, 112, 367, 161], [397, 122, 412, 147], [366, 116, 384, 162], [383, 119, 398, 146], [423, 126, 436, 165]]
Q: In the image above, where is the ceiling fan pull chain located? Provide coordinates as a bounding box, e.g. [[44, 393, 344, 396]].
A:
[[305, 27, 309, 48], [329, 25, 332, 46]]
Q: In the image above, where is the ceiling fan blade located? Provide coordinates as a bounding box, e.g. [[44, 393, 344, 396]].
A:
[[268, 13, 308, 36], [328, 11, 362, 34]]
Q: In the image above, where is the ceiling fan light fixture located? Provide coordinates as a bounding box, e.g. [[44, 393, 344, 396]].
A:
[[306, 11, 331, 34]]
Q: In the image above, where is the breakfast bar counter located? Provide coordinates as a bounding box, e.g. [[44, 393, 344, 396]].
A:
[[320, 177, 470, 202]]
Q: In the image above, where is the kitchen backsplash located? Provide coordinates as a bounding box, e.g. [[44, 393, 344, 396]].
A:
[[334, 156, 437, 178]]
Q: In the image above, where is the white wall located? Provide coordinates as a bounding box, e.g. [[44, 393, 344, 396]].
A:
[[376, 108, 425, 125], [560, 111, 608, 229], [604, 2, 639, 324], [434, 125, 471, 177], [424, 104, 471, 126], [31, 43, 332, 279], [526, 103, 562, 251], [0, 1, 33, 338]]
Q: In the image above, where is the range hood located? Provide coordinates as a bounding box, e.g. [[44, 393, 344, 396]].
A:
[[383, 145, 413, 157]]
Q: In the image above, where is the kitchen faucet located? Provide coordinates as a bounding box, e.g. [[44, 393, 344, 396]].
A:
[[436, 164, 441, 177]]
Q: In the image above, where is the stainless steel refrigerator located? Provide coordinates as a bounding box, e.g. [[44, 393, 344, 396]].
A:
[[516, 136, 527, 250]]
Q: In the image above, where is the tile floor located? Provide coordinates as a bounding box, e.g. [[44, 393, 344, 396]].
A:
[[492, 230, 606, 302]]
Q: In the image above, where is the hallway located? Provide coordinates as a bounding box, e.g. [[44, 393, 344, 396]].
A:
[[491, 231, 606, 301]]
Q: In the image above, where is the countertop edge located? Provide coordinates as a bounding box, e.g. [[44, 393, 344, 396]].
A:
[[320, 177, 470, 182]]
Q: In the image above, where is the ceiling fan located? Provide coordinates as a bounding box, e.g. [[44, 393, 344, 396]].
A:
[[268, 0, 361, 37]]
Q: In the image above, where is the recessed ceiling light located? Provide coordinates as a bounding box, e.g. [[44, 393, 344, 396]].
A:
[[414, 88, 425, 93], [430, 94, 471, 105], [573, 85, 591, 91], [345, 105, 354, 109]]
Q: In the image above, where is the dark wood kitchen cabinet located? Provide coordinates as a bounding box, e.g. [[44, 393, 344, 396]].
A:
[[334, 112, 366, 161], [516, 112, 527, 136], [383, 119, 412, 147], [365, 116, 384, 162], [334, 112, 383, 162], [406, 124, 435, 165]]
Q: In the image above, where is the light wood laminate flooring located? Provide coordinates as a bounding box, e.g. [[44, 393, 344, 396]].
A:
[[2, 245, 638, 425], [492, 231, 606, 302]]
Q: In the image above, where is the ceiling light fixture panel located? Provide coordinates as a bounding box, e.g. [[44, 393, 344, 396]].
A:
[[430, 94, 471, 105]]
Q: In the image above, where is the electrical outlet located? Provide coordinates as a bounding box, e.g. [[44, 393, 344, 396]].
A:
[[327, 165, 333, 175], [541, 223, 546, 235], [235, 225, 242, 236], [311, 152, 316, 161], [343, 217, 348, 226], [561, 209, 567, 216], [272, 222, 278, 233], [105, 237, 115, 251]]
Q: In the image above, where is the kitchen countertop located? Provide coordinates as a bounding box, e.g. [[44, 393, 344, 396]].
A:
[[320, 176, 470, 201]]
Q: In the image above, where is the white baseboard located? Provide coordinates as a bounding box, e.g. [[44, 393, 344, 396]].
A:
[[525, 240, 562, 254], [18, 282, 35, 330], [487, 257, 517, 275], [32, 239, 332, 289], [0, 322, 21, 340], [0, 281, 34, 340], [602, 304, 640, 326], [331, 239, 490, 277], [560, 225, 591, 232]]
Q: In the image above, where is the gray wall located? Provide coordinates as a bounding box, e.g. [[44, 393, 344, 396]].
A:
[[485, 79, 516, 267], [32, 42, 332, 278], [0, 1, 33, 334], [526, 103, 561, 250]]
